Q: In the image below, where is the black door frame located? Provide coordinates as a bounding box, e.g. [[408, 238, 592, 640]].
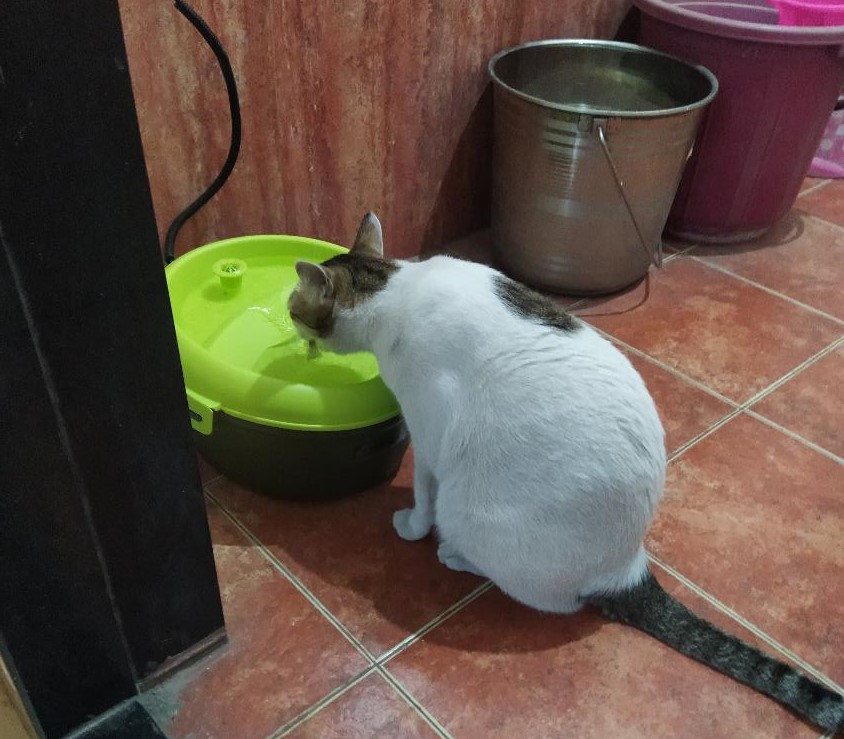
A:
[[1, 2, 226, 736]]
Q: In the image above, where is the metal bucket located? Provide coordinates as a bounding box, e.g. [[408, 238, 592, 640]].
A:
[[489, 40, 718, 294]]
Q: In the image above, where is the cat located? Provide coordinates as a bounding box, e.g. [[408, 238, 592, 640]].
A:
[[288, 212, 843, 733]]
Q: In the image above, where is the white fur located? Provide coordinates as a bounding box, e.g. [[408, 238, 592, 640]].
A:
[[325, 255, 666, 614]]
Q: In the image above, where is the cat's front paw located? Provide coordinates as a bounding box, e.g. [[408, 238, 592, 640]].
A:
[[392, 508, 431, 541]]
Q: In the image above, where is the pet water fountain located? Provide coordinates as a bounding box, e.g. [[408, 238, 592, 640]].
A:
[[163, 1, 408, 499]]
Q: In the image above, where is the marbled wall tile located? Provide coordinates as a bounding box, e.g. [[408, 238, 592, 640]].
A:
[[119, 0, 628, 258]]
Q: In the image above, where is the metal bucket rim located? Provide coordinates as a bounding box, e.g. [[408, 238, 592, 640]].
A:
[[488, 39, 719, 119]]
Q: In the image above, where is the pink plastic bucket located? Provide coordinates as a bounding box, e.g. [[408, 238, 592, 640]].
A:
[[773, 0, 844, 178], [773, 0, 844, 26], [810, 107, 844, 177], [633, 0, 844, 242]]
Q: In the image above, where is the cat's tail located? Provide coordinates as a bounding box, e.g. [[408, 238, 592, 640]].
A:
[[586, 570, 843, 733]]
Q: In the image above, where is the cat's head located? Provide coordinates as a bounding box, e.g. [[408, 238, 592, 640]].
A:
[[288, 212, 397, 351]]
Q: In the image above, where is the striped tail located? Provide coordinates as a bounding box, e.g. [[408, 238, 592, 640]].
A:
[[587, 571, 843, 733]]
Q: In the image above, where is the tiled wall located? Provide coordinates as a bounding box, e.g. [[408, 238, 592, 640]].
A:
[[119, 0, 627, 258]]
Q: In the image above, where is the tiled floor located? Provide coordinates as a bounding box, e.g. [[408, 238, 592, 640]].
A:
[[145, 179, 844, 738]]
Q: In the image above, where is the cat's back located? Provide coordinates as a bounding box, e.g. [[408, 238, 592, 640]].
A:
[[387, 256, 656, 411], [383, 255, 664, 486], [392, 255, 498, 310], [389, 255, 588, 356]]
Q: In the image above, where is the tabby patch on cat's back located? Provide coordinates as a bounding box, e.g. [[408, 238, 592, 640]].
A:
[[493, 274, 581, 333]]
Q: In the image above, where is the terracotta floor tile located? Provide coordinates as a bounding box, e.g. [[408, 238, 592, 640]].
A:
[[692, 211, 844, 320], [798, 177, 828, 195], [197, 453, 221, 486], [621, 350, 733, 455], [649, 413, 844, 683], [750, 345, 844, 458], [143, 503, 369, 739], [288, 673, 436, 738], [655, 565, 820, 678], [575, 257, 842, 403], [798, 179, 844, 227], [208, 452, 483, 657], [167, 202, 844, 737], [388, 575, 818, 738]]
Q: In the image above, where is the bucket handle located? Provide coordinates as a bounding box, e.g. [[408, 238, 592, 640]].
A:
[[596, 124, 663, 269]]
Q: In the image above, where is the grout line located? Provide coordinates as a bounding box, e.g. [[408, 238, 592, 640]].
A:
[[269, 666, 377, 738], [662, 242, 698, 261], [648, 556, 844, 695], [797, 179, 831, 198], [206, 489, 496, 736], [378, 580, 494, 665], [591, 329, 739, 408], [568, 245, 693, 315], [688, 255, 844, 328], [589, 329, 745, 465], [593, 327, 844, 464], [666, 408, 743, 463], [377, 666, 454, 738], [798, 209, 844, 241], [205, 490, 378, 664], [204, 488, 485, 738], [666, 349, 844, 464], [743, 409, 844, 466], [201, 473, 223, 489], [742, 335, 844, 409]]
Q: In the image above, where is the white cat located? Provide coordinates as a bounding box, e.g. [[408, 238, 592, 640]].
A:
[[288, 212, 843, 733]]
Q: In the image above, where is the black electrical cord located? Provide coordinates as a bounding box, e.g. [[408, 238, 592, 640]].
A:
[[164, 0, 242, 264]]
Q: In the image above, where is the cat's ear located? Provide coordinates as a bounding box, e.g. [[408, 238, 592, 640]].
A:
[[295, 261, 334, 299], [351, 211, 384, 257]]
